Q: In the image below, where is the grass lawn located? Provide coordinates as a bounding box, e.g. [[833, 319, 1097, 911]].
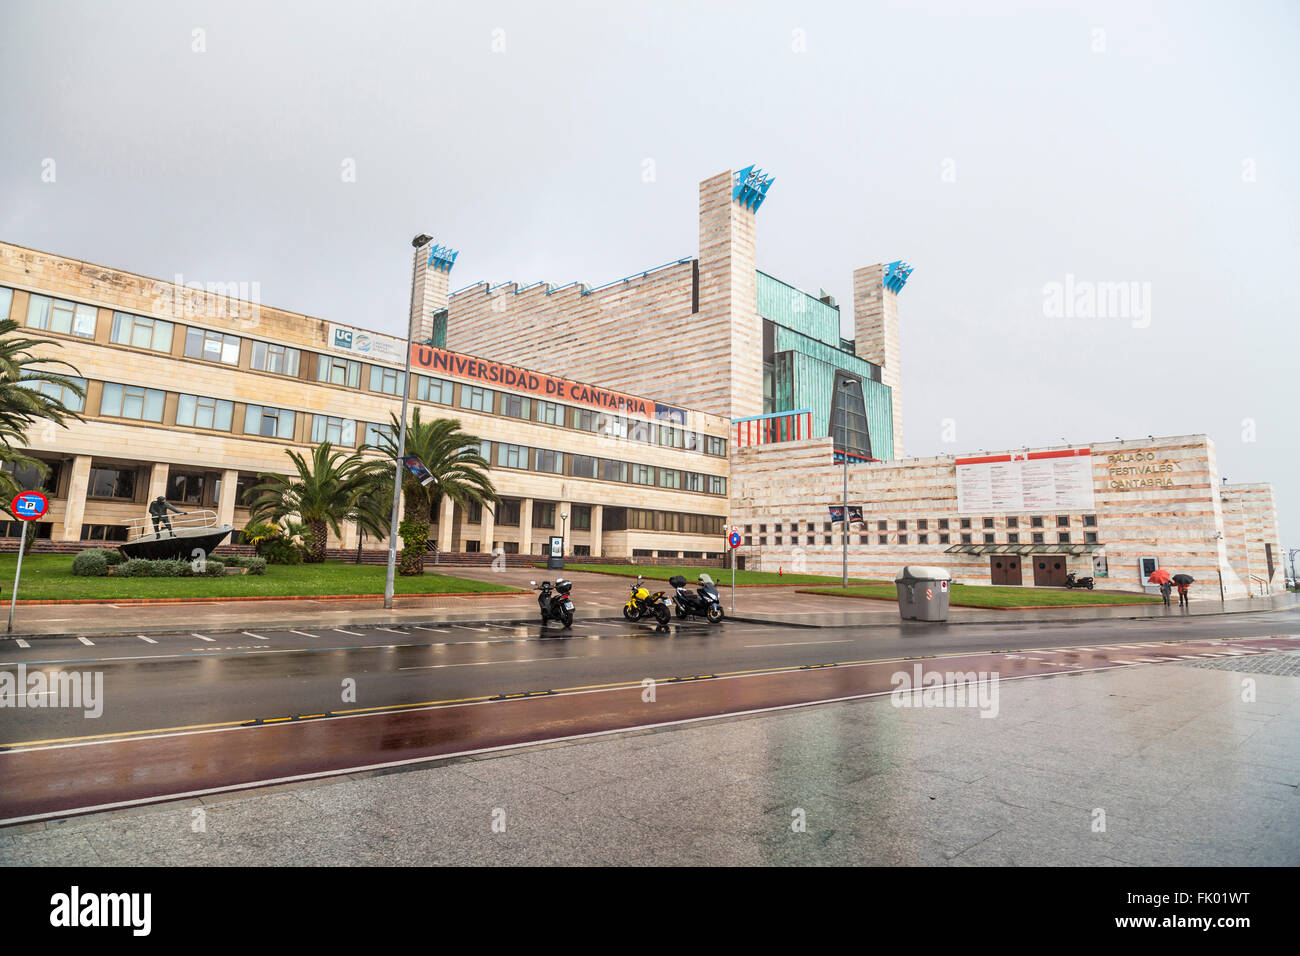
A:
[[800, 583, 1162, 608], [555, 563, 881, 587], [0, 554, 521, 601]]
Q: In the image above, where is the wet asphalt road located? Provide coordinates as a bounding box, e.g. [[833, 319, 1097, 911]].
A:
[[2, 607, 1297, 746]]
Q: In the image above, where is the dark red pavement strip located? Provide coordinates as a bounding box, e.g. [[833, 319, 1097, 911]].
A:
[[15, 590, 529, 606], [1, 637, 1292, 825]]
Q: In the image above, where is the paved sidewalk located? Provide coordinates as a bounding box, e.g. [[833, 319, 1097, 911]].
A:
[[5, 653, 1297, 866], [4, 562, 1294, 639]]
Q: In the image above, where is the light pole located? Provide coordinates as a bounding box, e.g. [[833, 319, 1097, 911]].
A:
[[384, 233, 432, 610], [838, 380, 853, 589], [560, 511, 568, 561]]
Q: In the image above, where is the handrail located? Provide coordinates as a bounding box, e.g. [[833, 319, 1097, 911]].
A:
[[120, 509, 221, 541]]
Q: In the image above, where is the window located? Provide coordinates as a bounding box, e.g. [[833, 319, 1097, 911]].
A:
[[1085, 531, 1098, 544], [497, 499, 521, 526], [21, 373, 87, 412], [983, 533, 995, 544], [1057, 515, 1070, 527], [496, 443, 527, 469], [111, 312, 174, 352], [88, 466, 137, 499], [571, 455, 598, 479], [364, 422, 395, 447], [830, 374, 872, 459], [918, 519, 928, 530], [27, 295, 96, 338], [311, 415, 356, 446], [878, 520, 887, 531], [502, 542, 519, 554], [2, 459, 60, 494], [897, 520, 908, 530], [186, 328, 241, 365], [100, 383, 165, 422], [81, 524, 128, 542], [983, 518, 994, 529], [244, 405, 296, 440], [533, 503, 555, 528], [660, 468, 681, 489], [466, 501, 483, 522], [535, 449, 563, 474], [939, 518, 950, 529], [602, 460, 627, 482], [1083, 515, 1097, 527], [1031, 516, 1044, 527], [368, 365, 406, 395], [572, 544, 590, 556], [416, 375, 453, 404], [707, 475, 725, 495], [464, 540, 480, 553], [683, 472, 704, 492], [501, 394, 531, 419], [631, 464, 655, 486], [235, 473, 260, 506], [572, 506, 591, 531], [536, 401, 563, 426], [0, 287, 11, 320], [960, 518, 972, 529], [250, 341, 300, 376], [166, 471, 207, 505], [1032, 532, 1045, 544], [960, 533, 972, 544], [705, 435, 726, 456], [1007, 516, 1019, 528], [316, 354, 360, 387], [176, 394, 234, 431], [575, 409, 601, 432], [459, 385, 493, 412], [939, 533, 950, 544], [1058, 532, 1071, 543], [1008, 532, 1020, 544], [659, 425, 682, 449]]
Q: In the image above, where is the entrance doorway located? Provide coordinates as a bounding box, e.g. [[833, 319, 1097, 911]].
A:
[[1033, 555, 1067, 587], [990, 554, 1022, 586]]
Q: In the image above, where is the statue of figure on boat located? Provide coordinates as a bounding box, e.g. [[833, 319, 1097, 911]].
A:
[[117, 502, 234, 561]]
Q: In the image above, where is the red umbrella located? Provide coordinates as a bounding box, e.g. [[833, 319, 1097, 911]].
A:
[[1148, 569, 1172, 585]]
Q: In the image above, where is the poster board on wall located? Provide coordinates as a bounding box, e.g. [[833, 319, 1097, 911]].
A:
[[956, 448, 1095, 514]]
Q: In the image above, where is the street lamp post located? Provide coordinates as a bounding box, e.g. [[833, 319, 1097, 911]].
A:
[[561, 511, 568, 561], [838, 379, 853, 589], [384, 234, 432, 610]]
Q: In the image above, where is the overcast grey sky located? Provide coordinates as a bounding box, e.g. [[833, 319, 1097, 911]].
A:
[[2, 0, 1297, 552]]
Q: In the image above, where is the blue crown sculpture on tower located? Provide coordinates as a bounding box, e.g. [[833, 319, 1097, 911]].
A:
[[427, 244, 459, 273], [733, 165, 775, 212], [883, 260, 913, 294]]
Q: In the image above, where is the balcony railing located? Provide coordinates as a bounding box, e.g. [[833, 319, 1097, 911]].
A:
[[733, 409, 813, 448]]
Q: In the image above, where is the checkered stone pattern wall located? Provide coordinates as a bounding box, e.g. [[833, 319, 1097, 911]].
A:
[[853, 264, 903, 458]]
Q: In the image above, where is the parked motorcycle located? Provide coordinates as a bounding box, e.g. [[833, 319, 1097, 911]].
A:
[[670, 573, 724, 624], [531, 579, 574, 628], [1064, 571, 1094, 590], [623, 575, 671, 625]]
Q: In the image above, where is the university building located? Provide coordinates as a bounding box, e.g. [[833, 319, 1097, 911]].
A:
[[1, 166, 1286, 595]]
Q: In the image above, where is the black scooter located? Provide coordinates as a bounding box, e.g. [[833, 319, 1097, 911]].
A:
[[670, 573, 724, 624], [1064, 571, 1095, 590], [531, 579, 574, 628]]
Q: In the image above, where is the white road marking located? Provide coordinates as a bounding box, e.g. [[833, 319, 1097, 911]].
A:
[[191, 633, 215, 642], [413, 626, 449, 633], [453, 624, 488, 632], [77, 637, 94, 646], [376, 627, 407, 635], [15, 639, 30, 649], [332, 628, 364, 637], [1108, 659, 1139, 664], [242, 632, 270, 641], [289, 630, 319, 639], [138, 635, 158, 644], [400, 656, 567, 671]]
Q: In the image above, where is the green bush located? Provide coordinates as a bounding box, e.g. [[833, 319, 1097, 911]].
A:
[[242, 522, 305, 565], [71, 549, 111, 577], [118, 558, 186, 577], [103, 549, 125, 566], [218, 555, 267, 575]]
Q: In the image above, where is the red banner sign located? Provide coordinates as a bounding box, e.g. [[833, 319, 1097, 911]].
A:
[[410, 345, 657, 419]]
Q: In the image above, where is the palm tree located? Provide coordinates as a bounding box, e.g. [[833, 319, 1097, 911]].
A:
[[365, 410, 497, 575], [0, 318, 85, 513], [245, 443, 391, 563]]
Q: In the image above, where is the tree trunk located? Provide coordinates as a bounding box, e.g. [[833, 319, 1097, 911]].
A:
[[309, 520, 327, 563], [398, 487, 430, 576]]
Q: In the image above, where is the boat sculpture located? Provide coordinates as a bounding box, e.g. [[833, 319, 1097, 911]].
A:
[[117, 507, 233, 561]]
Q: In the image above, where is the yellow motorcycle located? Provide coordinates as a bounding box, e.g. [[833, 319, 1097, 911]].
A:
[[624, 575, 671, 625]]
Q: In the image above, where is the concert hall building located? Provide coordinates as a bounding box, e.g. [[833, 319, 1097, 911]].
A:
[[1, 165, 1286, 595]]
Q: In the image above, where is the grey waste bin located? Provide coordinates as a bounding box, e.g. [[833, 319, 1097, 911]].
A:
[[895, 566, 953, 621]]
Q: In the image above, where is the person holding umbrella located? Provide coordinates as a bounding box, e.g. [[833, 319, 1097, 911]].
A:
[[1173, 573, 1194, 607], [1148, 568, 1174, 606]]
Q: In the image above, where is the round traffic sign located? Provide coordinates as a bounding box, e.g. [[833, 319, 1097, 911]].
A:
[[728, 530, 742, 549], [11, 490, 49, 521]]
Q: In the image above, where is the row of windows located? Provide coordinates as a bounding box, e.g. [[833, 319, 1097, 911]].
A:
[[744, 515, 1099, 534], [744, 531, 1101, 547], [7, 284, 728, 459], [73, 378, 726, 496]]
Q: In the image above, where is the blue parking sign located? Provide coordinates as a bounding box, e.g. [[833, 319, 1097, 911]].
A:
[[12, 491, 49, 520]]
